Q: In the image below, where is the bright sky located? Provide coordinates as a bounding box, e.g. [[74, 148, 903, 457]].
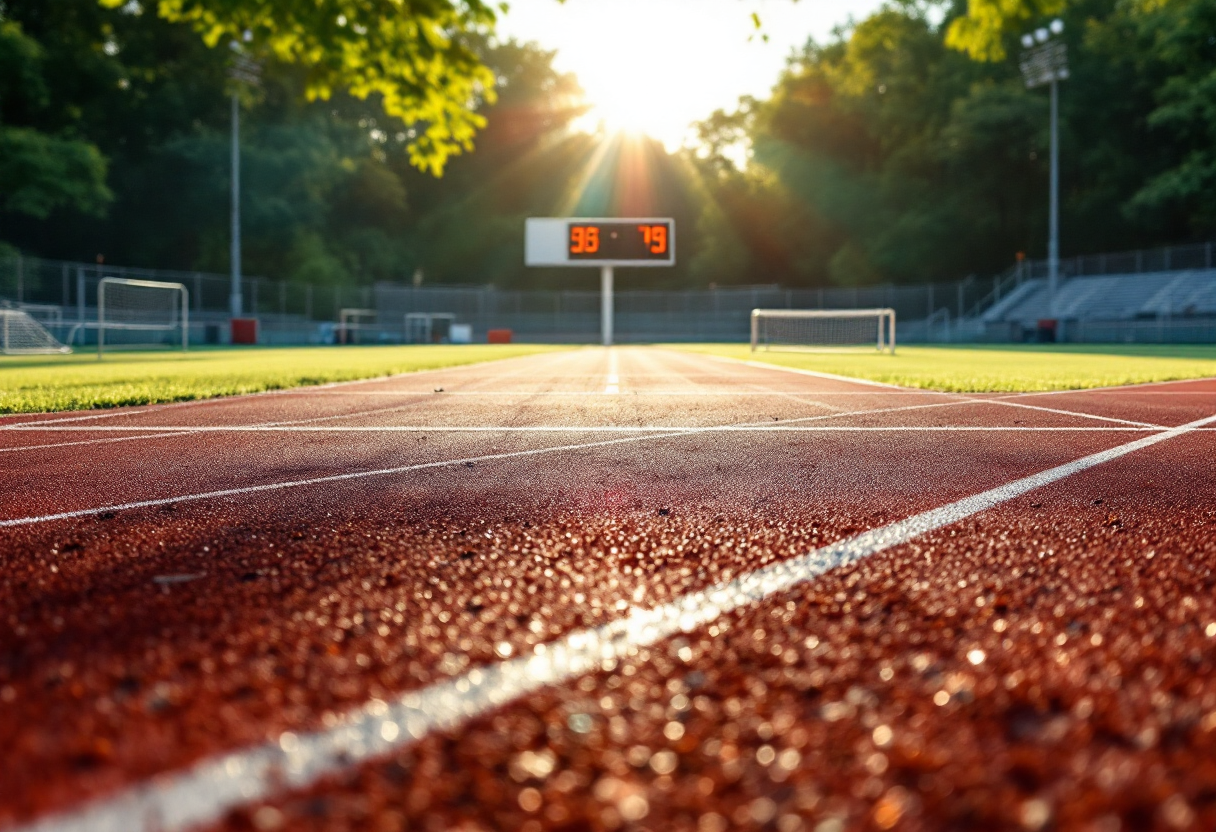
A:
[[494, 0, 886, 150]]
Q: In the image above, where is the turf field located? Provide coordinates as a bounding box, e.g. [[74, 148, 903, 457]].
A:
[[675, 343, 1216, 392], [0, 344, 564, 413]]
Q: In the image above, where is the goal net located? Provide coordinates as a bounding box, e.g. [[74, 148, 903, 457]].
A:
[[0, 308, 71, 355], [751, 308, 896, 353], [337, 308, 377, 345], [405, 312, 455, 344], [98, 277, 189, 356]]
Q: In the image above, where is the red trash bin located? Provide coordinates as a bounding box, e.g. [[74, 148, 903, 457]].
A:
[[231, 318, 258, 345]]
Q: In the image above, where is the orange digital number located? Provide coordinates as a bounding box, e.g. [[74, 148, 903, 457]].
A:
[[639, 225, 667, 254], [570, 226, 600, 255]]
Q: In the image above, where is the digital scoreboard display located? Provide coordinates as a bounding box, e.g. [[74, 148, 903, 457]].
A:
[[524, 217, 675, 267], [567, 221, 671, 262]]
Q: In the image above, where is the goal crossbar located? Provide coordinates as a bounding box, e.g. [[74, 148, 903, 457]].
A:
[[98, 276, 189, 357], [751, 308, 896, 354]]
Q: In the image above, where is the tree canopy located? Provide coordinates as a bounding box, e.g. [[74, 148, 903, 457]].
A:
[[2, 0, 1214, 290], [98, 0, 501, 175]]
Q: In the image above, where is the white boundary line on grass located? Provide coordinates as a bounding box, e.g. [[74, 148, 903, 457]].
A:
[[15, 409, 1216, 832]]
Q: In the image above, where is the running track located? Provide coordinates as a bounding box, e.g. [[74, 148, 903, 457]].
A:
[[2, 347, 1215, 831]]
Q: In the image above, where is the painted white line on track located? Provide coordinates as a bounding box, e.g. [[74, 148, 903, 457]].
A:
[[0, 425, 1162, 435], [0, 432, 196, 453], [605, 348, 620, 394], [0, 409, 151, 429], [967, 396, 1159, 428], [716, 354, 905, 389], [689, 350, 1174, 428], [2, 387, 1163, 526], [0, 396, 1105, 437], [0, 429, 698, 528], [0, 400, 444, 454], [16, 409, 1216, 832]]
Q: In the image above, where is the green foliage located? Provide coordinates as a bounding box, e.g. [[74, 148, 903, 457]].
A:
[[97, 0, 499, 175], [0, 126, 112, 218], [946, 0, 1068, 61], [0, 20, 112, 218], [689, 0, 1216, 287], [1109, 0, 1216, 230]]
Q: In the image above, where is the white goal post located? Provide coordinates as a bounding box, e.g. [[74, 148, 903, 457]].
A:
[[337, 308, 377, 345], [98, 277, 189, 357], [405, 312, 455, 344], [751, 308, 896, 354], [0, 307, 71, 355]]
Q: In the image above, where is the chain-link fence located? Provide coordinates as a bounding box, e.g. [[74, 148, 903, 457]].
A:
[[3, 252, 1215, 345], [0, 257, 382, 345]]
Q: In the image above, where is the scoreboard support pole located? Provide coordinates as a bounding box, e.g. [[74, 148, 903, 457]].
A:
[[601, 265, 614, 347]]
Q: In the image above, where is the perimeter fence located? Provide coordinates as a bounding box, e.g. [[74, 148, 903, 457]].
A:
[[3, 250, 1215, 345]]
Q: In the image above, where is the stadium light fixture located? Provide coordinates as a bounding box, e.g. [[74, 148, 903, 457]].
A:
[[1019, 19, 1068, 326]]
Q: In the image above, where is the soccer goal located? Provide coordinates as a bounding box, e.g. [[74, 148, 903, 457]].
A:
[[98, 277, 189, 357], [405, 312, 455, 344], [337, 308, 377, 345], [0, 307, 71, 355], [751, 308, 896, 354]]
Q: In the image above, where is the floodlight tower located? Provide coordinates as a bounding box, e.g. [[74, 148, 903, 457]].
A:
[[228, 33, 260, 319], [1019, 19, 1068, 321]]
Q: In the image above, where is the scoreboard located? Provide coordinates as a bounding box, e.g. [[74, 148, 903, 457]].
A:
[[525, 218, 676, 267]]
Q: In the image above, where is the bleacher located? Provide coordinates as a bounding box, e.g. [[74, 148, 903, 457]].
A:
[[981, 269, 1216, 342]]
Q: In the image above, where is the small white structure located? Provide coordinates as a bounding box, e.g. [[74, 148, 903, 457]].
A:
[[751, 308, 896, 354], [405, 313, 456, 344], [0, 307, 71, 354], [98, 277, 189, 357]]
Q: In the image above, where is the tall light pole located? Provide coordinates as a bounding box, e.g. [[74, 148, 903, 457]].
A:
[[1019, 20, 1068, 325], [228, 36, 260, 319]]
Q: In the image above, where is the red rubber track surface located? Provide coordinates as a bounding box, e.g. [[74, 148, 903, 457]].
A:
[[1, 348, 1214, 831]]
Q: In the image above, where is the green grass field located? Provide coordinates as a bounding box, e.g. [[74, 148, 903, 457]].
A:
[[672, 344, 1216, 392], [0, 344, 566, 414]]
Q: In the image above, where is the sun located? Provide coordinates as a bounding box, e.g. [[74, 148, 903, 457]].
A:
[[582, 77, 674, 139]]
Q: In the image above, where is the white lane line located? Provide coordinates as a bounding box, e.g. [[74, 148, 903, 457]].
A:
[[224, 390, 957, 398], [0, 425, 1161, 435], [18, 410, 1216, 832], [0, 430, 696, 528], [689, 350, 1176, 428], [0, 432, 198, 453], [715, 355, 905, 389], [0, 409, 151, 429], [2, 389, 1154, 526], [605, 349, 619, 394], [971, 396, 1159, 428], [0, 397, 1061, 436], [0, 401, 442, 454]]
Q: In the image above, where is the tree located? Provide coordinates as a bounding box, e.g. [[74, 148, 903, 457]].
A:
[[99, 0, 501, 175], [0, 19, 111, 219]]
